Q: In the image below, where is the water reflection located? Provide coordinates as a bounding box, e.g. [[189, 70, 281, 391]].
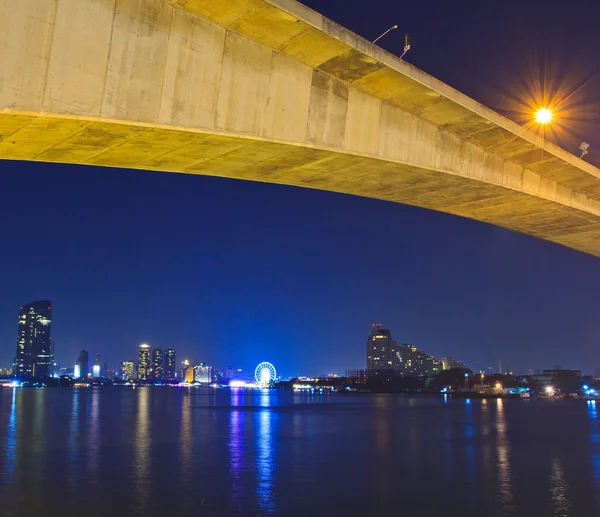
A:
[[86, 388, 100, 478], [587, 400, 600, 512], [68, 390, 81, 491], [495, 399, 514, 513], [134, 388, 151, 514], [549, 458, 571, 516], [180, 390, 192, 477], [256, 392, 275, 514], [464, 398, 476, 493], [373, 396, 393, 510], [4, 388, 17, 480], [32, 388, 45, 453], [229, 391, 244, 514]]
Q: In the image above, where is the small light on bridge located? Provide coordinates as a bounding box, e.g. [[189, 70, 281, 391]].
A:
[[535, 108, 553, 124]]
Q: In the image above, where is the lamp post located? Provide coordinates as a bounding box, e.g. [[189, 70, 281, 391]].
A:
[[373, 25, 398, 44]]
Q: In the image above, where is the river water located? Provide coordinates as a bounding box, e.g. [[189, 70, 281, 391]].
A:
[[0, 387, 599, 516]]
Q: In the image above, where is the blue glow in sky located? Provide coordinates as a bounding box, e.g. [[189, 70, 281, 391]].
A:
[[2, 0, 600, 376]]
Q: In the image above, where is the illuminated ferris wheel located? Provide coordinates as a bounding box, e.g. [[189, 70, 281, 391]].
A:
[[255, 362, 277, 385]]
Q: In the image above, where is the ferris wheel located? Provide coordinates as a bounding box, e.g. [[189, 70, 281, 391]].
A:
[[255, 362, 277, 385]]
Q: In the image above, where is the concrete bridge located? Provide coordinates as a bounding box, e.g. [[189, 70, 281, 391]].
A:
[[2, 0, 600, 256]]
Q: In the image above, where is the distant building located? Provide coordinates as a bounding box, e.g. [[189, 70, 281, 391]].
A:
[[137, 344, 151, 380], [121, 361, 135, 381], [185, 366, 194, 383], [366, 324, 397, 371], [14, 301, 53, 378], [152, 347, 164, 381], [76, 349, 89, 379], [543, 369, 582, 377], [441, 356, 467, 371], [395, 345, 442, 377], [194, 364, 212, 383], [181, 359, 190, 381], [165, 348, 176, 380], [366, 324, 442, 378], [92, 354, 102, 377]]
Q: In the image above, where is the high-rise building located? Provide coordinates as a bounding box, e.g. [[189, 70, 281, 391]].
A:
[[152, 347, 164, 381], [194, 364, 212, 383], [121, 361, 135, 381], [366, 323, 397, 372], [76, 349, 89, 379], [165, 348, 176, 380], [137, 344, 151, 380], [181, 359, 190, 381], [14, 301, 53, 378], [92, 353, 102, 377], [441, 356, 467, 371], [394, 343, 418, 374], [185, 367, 195, 383]]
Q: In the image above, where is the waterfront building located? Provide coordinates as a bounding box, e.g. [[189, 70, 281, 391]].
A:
[[395, 345, 442, 377], [75, 349, 89, 379], [165, 348, 176, 380], [194, 364, 212, 383], [181, 359, 190, 381], [366, 324, 443, 379], [441, 356, 467, 371], [152, 347, 164, 380], [91, 353, 102, 377], [185, 366, 194, 383], [14, 301, 53, 378], [121, 360, 135, 381], [420, 353, 443, 377], [366, 324, 397, 371], [137, 344, 151, 380]]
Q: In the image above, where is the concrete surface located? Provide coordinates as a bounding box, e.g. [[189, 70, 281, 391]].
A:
[[2, 0, 600, 256]]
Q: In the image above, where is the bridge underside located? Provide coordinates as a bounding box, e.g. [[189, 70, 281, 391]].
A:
[[2, 0, 600, 257], [4, 111, 600, 256]]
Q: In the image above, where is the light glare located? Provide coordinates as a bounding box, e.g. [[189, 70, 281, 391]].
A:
[[535, 108, 553, 124]]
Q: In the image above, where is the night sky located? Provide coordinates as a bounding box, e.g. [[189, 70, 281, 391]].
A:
[[2, 0, 600, 377]]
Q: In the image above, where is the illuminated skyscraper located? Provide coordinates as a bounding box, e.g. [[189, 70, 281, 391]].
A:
[[366, 323, 396, 372], [152, 347, 164, 381], [181, 359, 190, 381], [76, 349, 89, 379], [194, 364, 212, 383], [14, 301, 53, 378], [121, 361, 135, 381], [137, 344, 151, 380], [165, 348, 176, 380]]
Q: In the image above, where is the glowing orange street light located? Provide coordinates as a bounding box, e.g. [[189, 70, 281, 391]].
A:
[[535, 107, 553, 124]]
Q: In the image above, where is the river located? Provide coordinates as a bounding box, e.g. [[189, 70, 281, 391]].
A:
[[0, 387, 598, 516]]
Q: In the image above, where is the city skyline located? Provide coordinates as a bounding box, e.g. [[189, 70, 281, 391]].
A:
[[3, 295, 598, 377]]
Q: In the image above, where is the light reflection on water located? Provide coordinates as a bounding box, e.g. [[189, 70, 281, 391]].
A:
[[86, 388, 100, 478], [3, 388, 18, 481], [549, 458, 571, 517], [587, 400, 600, 513], [495, 398, 514, 514], [464, 398, 476, 494], [134, 387, 151, 515], [1, 390, 600, 516], [256, 392, 275, 514], [68, 389, 81, 492], [229, 391, 244, 514]]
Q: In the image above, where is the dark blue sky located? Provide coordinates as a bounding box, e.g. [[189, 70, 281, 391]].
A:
[[2, 0, 600, 377]]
